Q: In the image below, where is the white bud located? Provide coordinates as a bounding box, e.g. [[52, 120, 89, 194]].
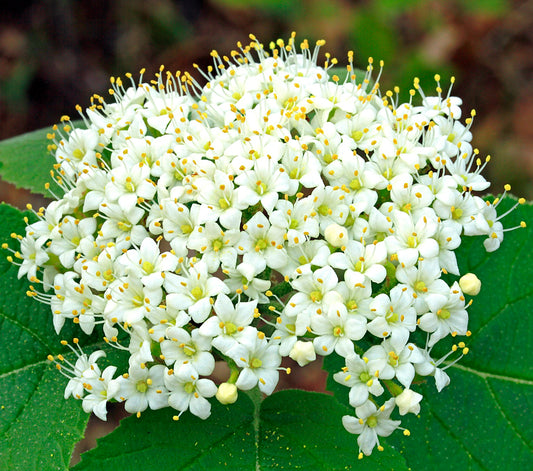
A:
[[289, 340, 316, 367], [216, 382, 238, 405], [459, 272, 481, 296], [395, 388, 423, 416], [324, 223, 348, 248]]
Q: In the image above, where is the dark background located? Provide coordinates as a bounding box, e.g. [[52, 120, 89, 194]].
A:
[[0, 0, 531, 463], [1, 0, 532, 206]]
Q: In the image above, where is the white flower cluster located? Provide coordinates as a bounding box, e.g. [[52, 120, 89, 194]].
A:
[[10, 33, 526, 456]]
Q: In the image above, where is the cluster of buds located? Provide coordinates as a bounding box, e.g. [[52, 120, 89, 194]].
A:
[[8, 33, 525, 456]]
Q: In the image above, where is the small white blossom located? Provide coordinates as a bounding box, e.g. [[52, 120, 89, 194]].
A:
[[342, 398, 401, 456]]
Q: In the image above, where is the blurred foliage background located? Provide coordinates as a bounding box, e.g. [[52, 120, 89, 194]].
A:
[[0, 0, 531, 462]]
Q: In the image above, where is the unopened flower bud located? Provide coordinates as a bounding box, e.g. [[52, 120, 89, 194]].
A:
[[289, 340, 316, 367], [324, 223, 348, 248], [216, 382, 238, 405], [395, 388, 423, 416], [459, 272, 481, 296]]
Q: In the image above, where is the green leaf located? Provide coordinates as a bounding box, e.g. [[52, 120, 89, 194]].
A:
[[0, 120, 84, 196], [209, 0, 303, 16], [73, 389, 407, 470], [73, 393, 256, 470], [259, 390, 408, 470], [0, 127, 58, 196], [325, 196, 533, 469], [461, 0, 509, 15], [0, 203, 124, 470]]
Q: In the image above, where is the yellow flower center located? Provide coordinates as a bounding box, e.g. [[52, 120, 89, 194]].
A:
[[181, 224, 193, 234], [224, 322, 237, 335], [414, 280, 426, 292], [218, 198, 230, 210], [349, 179, 361, 191], [136, 380, 148, 393], [142, 260, 154, 274], [255, 239, 268, 251], [191, 286, 203, 300], [367, 415, 378, 428], [183, 344, 196, 356], [352, 130, 363, 142], [250, 358, 262, 369], [359, 372, 372, 383], [318, 204, 329, 216]]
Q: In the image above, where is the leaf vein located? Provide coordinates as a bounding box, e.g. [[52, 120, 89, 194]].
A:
[[425, 399, 489, 471], [0, 308, 54, 352], [451, 363, 533, 385], [471, 290, 533, 338], [0, 358, 48, 380], [484, 378, 532, 451]]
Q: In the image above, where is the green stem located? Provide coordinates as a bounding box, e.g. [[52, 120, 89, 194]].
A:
[[244, 387, 262, 470], [228, 367, 239, 384], [382, 379, 403, 397]]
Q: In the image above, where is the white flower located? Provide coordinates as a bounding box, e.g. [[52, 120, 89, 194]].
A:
[[199, 293, 257, 355], [103, 274, 162, 325], [228, 330, 282, 395], [165, 364, 217, 420], [161, 327, 215, 376], [117, 237, 178, 289], [334, 354, 385, 407], [395, 258, 450, 314], [62, 349, 106, 400], [186, 221, 241, 272], [270, 198, 319, 246], [216, 382, 238, 405], [311, 303, 366, 357], [459, 272, 481, 296], [117, 364, 168, 414], [17, 34, 517, 449], [239, 212, 287, 271], [48, 216, 96, 269], [385, 173, 434, 217], [328, 240, 387, 284], [161, 201, 215, 254], [195, 170, 248, 229], [385, 209, 439, 266], [395, 388, 423, 416], [164, 259, 229, 323], [342, 398, 401, 456], [309, 186, 349, 231], [17, 235, 49, 281], [365, 339, 421, 389], [223, 255, 271, 302], [105, 162, 156, 208], [285, 266, 339, 334], [98, 203, 148, 249], [412, 346, 451, 392], [234, 157, 290, 213], [51, 271, 105, 335], [367, 285, 417, 351], [81, 365, 120, 421], [283, 239, 330, 277], [418, 281, 468, 346], [324, 223, 348, 247], [289, 340, 316, 367]]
